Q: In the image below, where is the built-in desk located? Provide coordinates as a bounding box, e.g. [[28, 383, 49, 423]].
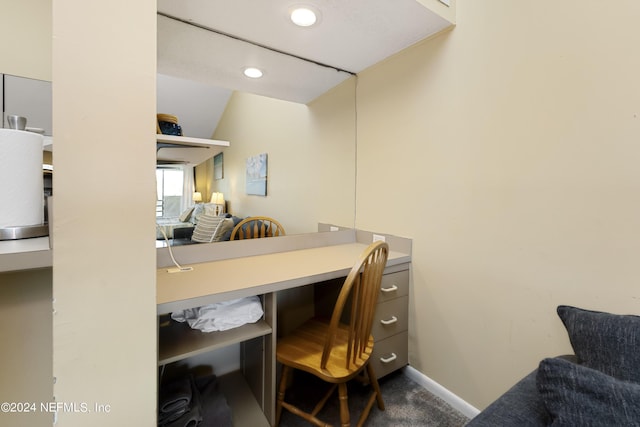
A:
[[156, 228, 411, 426]]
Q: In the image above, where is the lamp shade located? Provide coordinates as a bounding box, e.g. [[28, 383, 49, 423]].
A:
[[192, 192, 202, 203], [210, 192, 225, 204]]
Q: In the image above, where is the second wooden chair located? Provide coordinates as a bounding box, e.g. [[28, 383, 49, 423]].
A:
[[230, 216, 285, 240]]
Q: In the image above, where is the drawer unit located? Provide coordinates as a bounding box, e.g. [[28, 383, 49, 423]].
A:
[[371, 268, 409, 378], [370, 331, 409, 378], [378, 270, 409, 303], [371, 296, 408, 341]]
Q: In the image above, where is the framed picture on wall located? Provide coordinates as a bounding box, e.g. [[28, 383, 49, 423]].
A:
[[246, 153, 267, 196], [214, 152, 223, 180]]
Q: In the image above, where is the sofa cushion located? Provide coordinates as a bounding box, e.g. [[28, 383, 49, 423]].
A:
[[178, 206, 194, 223], [190, 203, 204, 224], [213, 218, 235, 242], [557, 305, 640, 383], [465, 368, 550, 427], [191, 214, 225, 243], [537, 357, 640, 426]]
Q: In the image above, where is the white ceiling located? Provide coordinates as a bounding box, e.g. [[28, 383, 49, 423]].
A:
[[157, 0, 453, 105], [157, 73, 232, 139]]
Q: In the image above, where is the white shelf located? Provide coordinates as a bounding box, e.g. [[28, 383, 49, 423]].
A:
[[158, 319, 272, 366], [156, 134, 229, 148], [156, 134, 229, 164]]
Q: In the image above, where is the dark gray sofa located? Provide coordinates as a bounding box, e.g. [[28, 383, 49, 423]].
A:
[[466, 306, 640, 427], [466, 355, 576, 426]]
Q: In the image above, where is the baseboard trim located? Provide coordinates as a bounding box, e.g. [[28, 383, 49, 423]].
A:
[[403, 365, 480, 419]]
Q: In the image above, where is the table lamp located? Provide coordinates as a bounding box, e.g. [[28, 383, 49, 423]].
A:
[[211, 192, 225, 215]]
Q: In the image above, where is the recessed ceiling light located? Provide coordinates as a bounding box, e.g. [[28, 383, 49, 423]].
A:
[[290, 7, 317, 27], [243, 67, 263, 79]]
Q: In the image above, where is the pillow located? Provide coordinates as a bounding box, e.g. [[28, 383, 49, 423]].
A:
[[536, 357, 640, 426], [190, 203, 205, 224], [178, 207, 194, 223], [218, 216, 243, 241], [557, 305, 640, 383], [191, 214, 225, 243], [212, 218, 234, 242]]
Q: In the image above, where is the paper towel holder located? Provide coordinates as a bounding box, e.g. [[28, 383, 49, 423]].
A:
[[0, 223, 49, 240], [0, 198, 50, 240]]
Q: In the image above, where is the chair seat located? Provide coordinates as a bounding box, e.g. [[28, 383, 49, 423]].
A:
[[277, 318, 374, 383]]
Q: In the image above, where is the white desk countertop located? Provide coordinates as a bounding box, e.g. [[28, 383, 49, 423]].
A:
[[157, 242, 411, 314]]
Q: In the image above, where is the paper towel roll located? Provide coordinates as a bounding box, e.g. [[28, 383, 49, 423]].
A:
[[0, 129, 44, 227]]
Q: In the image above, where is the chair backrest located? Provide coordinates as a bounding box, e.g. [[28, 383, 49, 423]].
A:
[[322, 241, 389, 370], [230, 216, 286, 240]]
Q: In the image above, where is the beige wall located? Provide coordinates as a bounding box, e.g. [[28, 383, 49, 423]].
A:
[[52, 0, 157, 425], [210, 79, 357, 235], [356, 0, 640, 408], [0, 269, 52, 427], [0, 0, 51, 81], [1, 1, 53, 426]]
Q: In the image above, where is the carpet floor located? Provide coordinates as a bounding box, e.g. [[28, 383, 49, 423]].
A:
[[278, 368, 470, 426]]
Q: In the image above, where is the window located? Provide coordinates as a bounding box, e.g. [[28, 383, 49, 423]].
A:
[[156, 167, 185, 218]]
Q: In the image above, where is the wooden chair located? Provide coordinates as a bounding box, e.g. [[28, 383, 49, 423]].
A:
[[276, 241, 390, 427], [230, 216, 285, 240]]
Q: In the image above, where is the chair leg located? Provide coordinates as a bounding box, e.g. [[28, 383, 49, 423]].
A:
[[276, 365, 291, 426], [277, 367, 333, 427], [356, 364, 385, 427], [311, 384, 338, 417], [367, 363, 385, 410], [338, 382, 350, 427]]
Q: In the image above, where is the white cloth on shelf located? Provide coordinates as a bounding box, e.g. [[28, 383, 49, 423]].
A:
[[171, 296, 264, 332]]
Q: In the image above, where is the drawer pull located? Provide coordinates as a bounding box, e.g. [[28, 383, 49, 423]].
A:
[[380, 316, 398, 325], [380, 353, 397, 364], [381, 285, 398, 293]]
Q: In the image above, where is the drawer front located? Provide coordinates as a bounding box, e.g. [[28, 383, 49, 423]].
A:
[[378, 270, 409, 303], [371, 296, 408, 341], [370, 331, 408, 378]]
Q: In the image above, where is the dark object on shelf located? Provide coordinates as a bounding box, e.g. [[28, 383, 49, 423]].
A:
[[158, 375, 201, 426], [195, 375, 233, 427], [157, 113, 182, 136], [159, 121, 182, 136], [158, 374, 232, 427]]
